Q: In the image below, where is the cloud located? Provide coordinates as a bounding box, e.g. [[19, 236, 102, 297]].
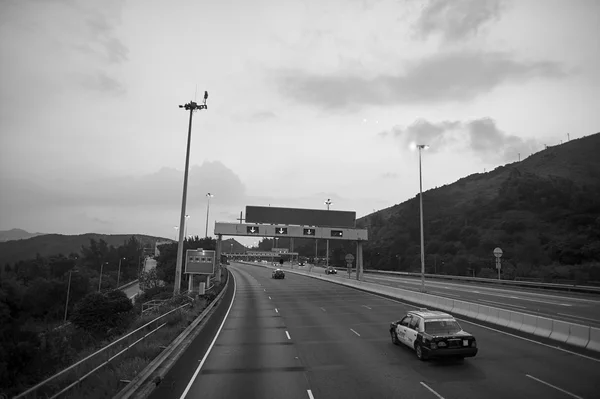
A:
[[231, 110, 278, 123], [413, 0, 506, 43], [380, 117, 539, 162], [0, 161, 247, 212], [76, 71, 126, 95], [380, 172, 399, 179], [275, 51, 566, 110]]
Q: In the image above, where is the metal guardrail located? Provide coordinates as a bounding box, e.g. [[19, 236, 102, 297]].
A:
[[363, 269, 600, 294], [14, 302, 192, 399]]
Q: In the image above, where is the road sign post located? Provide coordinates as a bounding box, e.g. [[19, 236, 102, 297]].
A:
[[345, 253, 355, 279], [493, 247, 503, 280]]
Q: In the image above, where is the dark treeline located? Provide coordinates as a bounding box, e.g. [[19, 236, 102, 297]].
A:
[[0, 236, 144, 394]]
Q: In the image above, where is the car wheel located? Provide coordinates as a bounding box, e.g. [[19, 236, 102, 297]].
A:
[[415, 343, 427, 361], [391, 331, 400, 345]]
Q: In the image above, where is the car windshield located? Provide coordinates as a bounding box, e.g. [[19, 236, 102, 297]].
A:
[[424, 320, 462, 335]]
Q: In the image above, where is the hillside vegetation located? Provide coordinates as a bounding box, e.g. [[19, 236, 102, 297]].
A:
[[0, 233, 170, 268], [357, 133, 600, 283]]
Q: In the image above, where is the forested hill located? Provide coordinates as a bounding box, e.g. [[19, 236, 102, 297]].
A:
[[0, 233, 171, 267], [357, 132, 600, 283]]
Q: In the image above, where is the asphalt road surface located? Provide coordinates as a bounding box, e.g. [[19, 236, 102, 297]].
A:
[[155, 262, 600, 399], [265, 262, 600, 328]]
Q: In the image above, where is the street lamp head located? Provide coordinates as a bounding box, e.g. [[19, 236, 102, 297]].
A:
[[417, 144, 429, 150], [206, 193, 214, 198]]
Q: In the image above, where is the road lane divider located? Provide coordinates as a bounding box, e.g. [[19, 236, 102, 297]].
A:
[[475, 305, 490, 323], [566, 324, 590, 348], [508, 312, 524, 331], [350, 328, 361, 337], [238, 262, 600, 354], [533, 317, 553, 339], [549, 319, 571, 343], [286, 331, 291, 340], [525, 375, 584, 399], [587, 328, 600, 352]]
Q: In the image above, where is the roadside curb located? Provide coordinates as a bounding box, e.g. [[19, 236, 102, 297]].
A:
[[113, 269, 232, 399]]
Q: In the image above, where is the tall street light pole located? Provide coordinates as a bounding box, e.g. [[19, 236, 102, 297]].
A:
[[417, 144, 429, 292], [174, 92, 208, 296], [205, 193, 214, 238], [325, 199, 332, 267], [185, 215, 190, 239]]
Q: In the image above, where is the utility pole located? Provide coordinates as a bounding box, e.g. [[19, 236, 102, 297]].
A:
[[174, 92, 208, 296], [205, 193, 214, 238], [417, 144, 428, 292], [325, 199, 332, 267]]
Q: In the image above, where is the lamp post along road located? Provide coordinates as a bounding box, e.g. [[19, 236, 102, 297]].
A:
[[185, 215, 190, 239], [325, 199, 332, 267], [205, 193, 214, 238], [417, 144, 429, 292], [174, 92, 208, 296]]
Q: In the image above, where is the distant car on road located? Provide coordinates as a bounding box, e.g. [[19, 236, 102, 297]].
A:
[[389, 308, 477, 361], [325, 266, 337, 275], [272, 269, 285, 279]]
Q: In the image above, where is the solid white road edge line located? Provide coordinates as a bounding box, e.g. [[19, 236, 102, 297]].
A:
[[525, 374, 584, 399], [275, 308, 278, 313], [362, 305, 372, 310], [307, 389, 315, 399], [360, 288, 600, 363], [420, 382, 445, 399], [179, 271, 237, 399], [320, 307, 326, 312], [286, 331, 291, 340], [350, 328, 361, 337]]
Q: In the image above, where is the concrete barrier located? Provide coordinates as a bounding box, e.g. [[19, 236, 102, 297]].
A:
[[452, 300, 471, 317], [520, 313, 538, 334], [566, 324, 590, 348], [486, 307, 500, 324], [549, 319, 572, 343], [533, 317, 553, 338], [497, 309, 512, 327], [435, 297, 454, 312], [475, 305, 490, 322], [507, 311, 524, 331], [466, 303, 479, 319], [587, 327, 600, 352]]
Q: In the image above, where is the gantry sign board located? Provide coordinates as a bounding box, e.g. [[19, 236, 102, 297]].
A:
[[185, 249, 216, 275], [214, 222, 368, 241], [246, 206, 356, 228]]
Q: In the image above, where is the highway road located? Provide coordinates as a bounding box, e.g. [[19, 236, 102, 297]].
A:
[[151, 262, 600, 399], [266, 262, 600, 328]]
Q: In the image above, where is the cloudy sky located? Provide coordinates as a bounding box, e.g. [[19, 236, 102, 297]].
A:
[[1, 0, 598, 244]]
